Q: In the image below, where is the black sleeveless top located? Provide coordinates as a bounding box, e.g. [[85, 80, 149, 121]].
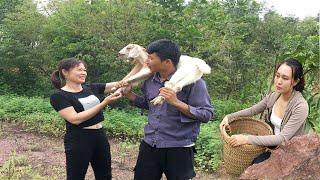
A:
[[50, 83, 106, 131]]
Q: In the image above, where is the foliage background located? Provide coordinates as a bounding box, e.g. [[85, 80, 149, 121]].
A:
[[0, 0, 319, 171]]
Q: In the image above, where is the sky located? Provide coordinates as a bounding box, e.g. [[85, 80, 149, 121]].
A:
[[36, 0, 320, 19], [257, 0, 320, 19]]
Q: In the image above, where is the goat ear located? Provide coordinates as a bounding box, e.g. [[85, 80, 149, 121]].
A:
[[128, 46, 139, 59]]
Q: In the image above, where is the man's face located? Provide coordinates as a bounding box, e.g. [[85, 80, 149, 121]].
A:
[[146, 53, 164, 73]]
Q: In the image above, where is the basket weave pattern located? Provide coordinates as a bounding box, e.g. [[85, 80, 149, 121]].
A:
[[220, 117, 273, 176]]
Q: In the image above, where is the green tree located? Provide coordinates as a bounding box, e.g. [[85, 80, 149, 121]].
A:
[[0, 0, 48, 95]]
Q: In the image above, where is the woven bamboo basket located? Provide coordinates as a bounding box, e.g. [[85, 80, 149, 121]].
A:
[[220, 117, 273, 176]]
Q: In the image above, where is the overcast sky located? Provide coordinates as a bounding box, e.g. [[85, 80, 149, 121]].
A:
[[257, 0, 319, 19], [36, 0, 319, 19]]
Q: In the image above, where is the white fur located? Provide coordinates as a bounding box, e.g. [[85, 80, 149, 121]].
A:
[[117, 44, 211, 105], [118, 44, 151, 86], [151, 55, 211, 105]]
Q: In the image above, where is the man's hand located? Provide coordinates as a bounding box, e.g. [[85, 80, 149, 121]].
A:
[[159, 87, 195, 118], [159, 87, 179, 106], [120, 84, 137, 102], [110, 80, 128, 92], [118, 80, 128, 87], [121, 84, 132, 96], [229, 134, 249, 147]]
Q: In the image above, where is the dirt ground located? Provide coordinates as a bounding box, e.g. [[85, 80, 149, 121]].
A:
[[0, 122, 231, 180]]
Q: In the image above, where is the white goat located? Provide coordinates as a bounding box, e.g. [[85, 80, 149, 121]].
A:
[[117, 44, 152, 86], [117, 44, 211, 105]]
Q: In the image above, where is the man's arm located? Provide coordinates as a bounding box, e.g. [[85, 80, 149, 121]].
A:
[[158, 88, 195, 118], [104, 82, 121, 93], [122, 84, 149, 110], [159, 79, 214, 123]]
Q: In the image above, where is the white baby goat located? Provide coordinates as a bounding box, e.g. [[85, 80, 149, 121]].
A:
[[117, 43, 211, 105], [117, 44, 152, 86]]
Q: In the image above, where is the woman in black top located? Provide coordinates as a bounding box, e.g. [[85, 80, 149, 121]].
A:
[[50, 58, 121, 180]]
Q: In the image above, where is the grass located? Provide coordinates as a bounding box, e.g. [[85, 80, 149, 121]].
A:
[[0, 152, 47, 179]]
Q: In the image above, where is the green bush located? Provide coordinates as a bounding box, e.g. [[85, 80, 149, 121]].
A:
[[306, 94, 320, 133], [1, 94, 318, 172], [103, 107, 146, 140], [212, 98, 251, 122], [195, 121, 222, 171]]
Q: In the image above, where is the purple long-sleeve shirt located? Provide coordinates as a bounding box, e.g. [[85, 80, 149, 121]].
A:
[[132, 73, 214, 148]]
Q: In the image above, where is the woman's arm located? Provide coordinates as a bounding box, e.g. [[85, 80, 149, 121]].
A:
[[230, 102, 309, 147], [220, 94, 270, 130], [247, 102, 309, 146], [58, 92, 121, 125]]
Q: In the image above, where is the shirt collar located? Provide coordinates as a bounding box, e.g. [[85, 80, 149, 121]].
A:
[[152, 71, 176, 83]]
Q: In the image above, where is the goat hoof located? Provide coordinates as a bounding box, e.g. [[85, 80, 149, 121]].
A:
[[151, 96, 164, 106], [150, 98, 158, 105]]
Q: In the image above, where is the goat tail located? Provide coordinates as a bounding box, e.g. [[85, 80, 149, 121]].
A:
[[197, 61, 211, 74]]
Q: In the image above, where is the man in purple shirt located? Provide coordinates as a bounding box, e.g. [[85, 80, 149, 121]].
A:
[[122, 39, 214, 180]]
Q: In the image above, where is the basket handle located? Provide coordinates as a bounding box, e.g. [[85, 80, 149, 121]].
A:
[[220, 123, 232, 143]]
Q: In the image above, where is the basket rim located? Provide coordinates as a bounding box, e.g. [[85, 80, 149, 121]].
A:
[[220, 116, 273, 147]]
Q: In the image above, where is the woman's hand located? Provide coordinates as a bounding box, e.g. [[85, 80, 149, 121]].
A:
[[229, 134, 249, 147], [220, 116, 230, 131], [103, 92, 122, 105]]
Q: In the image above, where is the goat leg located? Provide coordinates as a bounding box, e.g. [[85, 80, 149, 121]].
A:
[[126, 67, 152, 84], [123, 63, 143, 81], [110, 64, 143, 91], [150, 96, 165, 106]]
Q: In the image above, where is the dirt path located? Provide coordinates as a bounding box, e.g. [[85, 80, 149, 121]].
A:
[[0, 122, 225, 179]]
